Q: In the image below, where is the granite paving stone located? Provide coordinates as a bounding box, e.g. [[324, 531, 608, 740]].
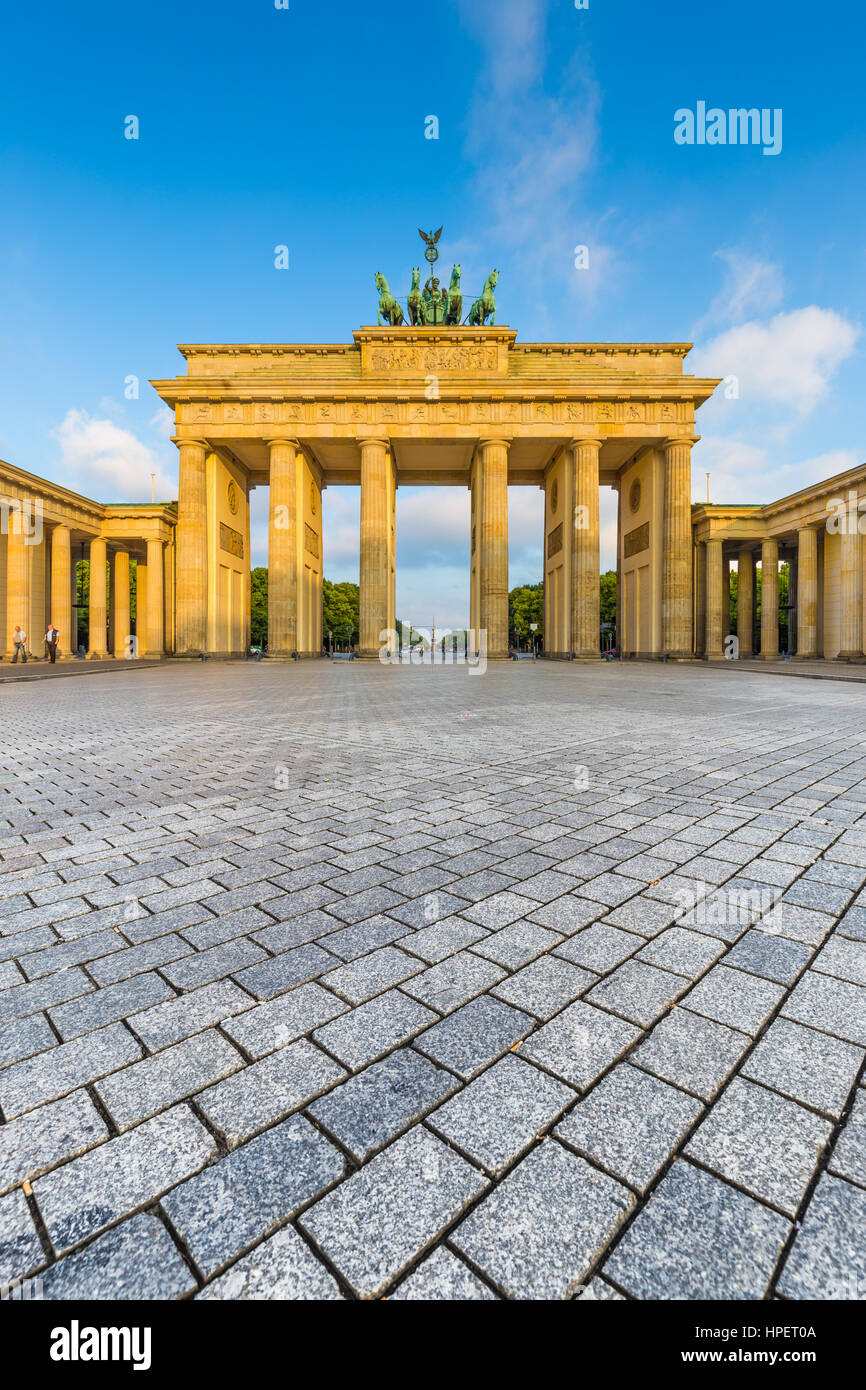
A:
[[413, 993, 534, 1078], [630, 1007, 750, 1101], [427, 1054, 574, 1175], [0, 967, 93, 1026], [0, 1022, 143, 1117], [163, 1116, 345, 1278], [95, 1030, 245, 1130], [398, 916, 489, 964], [491, 954, 596, 1019], [777, 1173, 866, 1299], [39, 1213, 198, 1300], [128, 978, 253, 1051], [813, 935, 866, 987], [313, 989, 437, 1071], [520, 1000, 641, 1090], [197, 1224, 343, 1300], [308, 1047, 459, 1160], [33, 1105, 217, 1254], [602, 1160, 790, 1299], [556, 1064, 703, 1193], [554, 921, 642, 973], [401, 951, 507, 1013], [686, 1077, 832, 1216], [782, 970, 866, 1047], [683, 964, 785, 1035], [232, 943, 338, 1000], [0, 1011, 56, 1070], [0, 1187, 45, 1287], [451, 1140, 634, 1300], [828, 1091, 866, 1187], [220, 981, 348, 1058], [5, 660, 866, 1299], [741, 1017, 864, 1119], [586, 959, 690, 1027], [0, 1090, 108, 1195], [195, 1039, 346, 1145], [321, 945, 423, 1003], [48, 971, 174, 1040], [299, 1126, 487, 1299], [390, 1245, 497, 1300], [635, 926, 727, 977], [723, 929, 812, 985]]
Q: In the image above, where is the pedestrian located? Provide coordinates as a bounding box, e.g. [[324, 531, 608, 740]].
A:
[[11, 625, 27, 663], [44, 621, 60, 663]]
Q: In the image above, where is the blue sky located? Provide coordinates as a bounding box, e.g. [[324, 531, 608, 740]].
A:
[[1, 0, 863, 627]]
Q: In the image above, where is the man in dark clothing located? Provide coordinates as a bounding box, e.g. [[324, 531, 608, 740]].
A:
[[44, 623, 59, 663]]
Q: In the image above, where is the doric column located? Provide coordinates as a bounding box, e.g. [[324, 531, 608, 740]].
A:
[[571, 438, 602, 659], [175, 438, 208, 655], [4, 512, 28, 660], [136, 562, 147, 656], [662, 436, 696, 657], [88, 537, 108, 659], [705, 538, 725, 660], [478, 439, 510, 659], [268, 439, 299, 657], [737, 549, 754, 657], [145, 539, 165, 656], [113, 551, 130, 658], [358, 439, 391, 657], [51, 524, 72, 659], [759, 538, 780, 660], [838, 511, 864, 662], [693, 541, 707, 657]]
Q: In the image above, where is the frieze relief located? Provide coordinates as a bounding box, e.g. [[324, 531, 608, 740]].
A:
[[366, 344, 499, 374]]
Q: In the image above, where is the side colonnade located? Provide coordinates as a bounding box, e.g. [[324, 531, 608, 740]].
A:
[[0, 462, 175, 661]]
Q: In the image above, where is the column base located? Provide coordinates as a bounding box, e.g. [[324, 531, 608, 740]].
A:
[[266, 651, 300, 662], [837, 651, 866, 663], [793, 652, 820, 662], [756, 652, 781, 661], [704, 650, 726, 662], [663, 650, 694, 661], [87, 651, 109, 661], [571, 651, 603, 662]]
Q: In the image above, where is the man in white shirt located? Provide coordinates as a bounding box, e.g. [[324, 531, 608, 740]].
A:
[[11, 625, 27, 663], [44, 623, 60, 663]]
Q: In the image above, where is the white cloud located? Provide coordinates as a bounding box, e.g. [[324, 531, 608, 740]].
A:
[[51, 409, 177, 502], [695, 437, 862, 505], [696, 249, 784, 334], [457, 0, 615, 307], [691, 306, 860, 416]]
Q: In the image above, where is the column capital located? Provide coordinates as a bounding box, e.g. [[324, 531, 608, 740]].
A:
[[174, 436, 208, 451], [663, 435, 699, 452], [570, 437, 603, 451], [358, 437, 389, 450], [477, 437, 512, 451], [268, 437, 301, 451]]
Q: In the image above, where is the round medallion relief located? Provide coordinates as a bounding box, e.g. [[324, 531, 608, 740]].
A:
[[629, 479, 642, 514], [226, 480, 239, 515]]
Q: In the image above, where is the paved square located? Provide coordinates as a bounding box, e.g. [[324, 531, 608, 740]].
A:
[[1, 660, 866, 1300]]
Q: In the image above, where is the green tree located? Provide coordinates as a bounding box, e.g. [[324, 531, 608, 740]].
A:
[[323, 579, 359, 648], [250, 567, 268, 646], [599, 571, 617, 628], [508, 583, 543, 647]]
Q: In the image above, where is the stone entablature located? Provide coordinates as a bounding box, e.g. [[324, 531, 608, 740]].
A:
[[154, 329, 717, 473]]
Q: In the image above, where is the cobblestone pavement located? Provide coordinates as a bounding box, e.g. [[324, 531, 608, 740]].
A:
[[1, 660, 865, 1301]]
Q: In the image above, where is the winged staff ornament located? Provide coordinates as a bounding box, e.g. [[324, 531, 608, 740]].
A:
[[374, 227, 497, 328]]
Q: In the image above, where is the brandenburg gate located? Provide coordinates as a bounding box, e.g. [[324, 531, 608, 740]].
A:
[[153, 324, 719, 661]]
